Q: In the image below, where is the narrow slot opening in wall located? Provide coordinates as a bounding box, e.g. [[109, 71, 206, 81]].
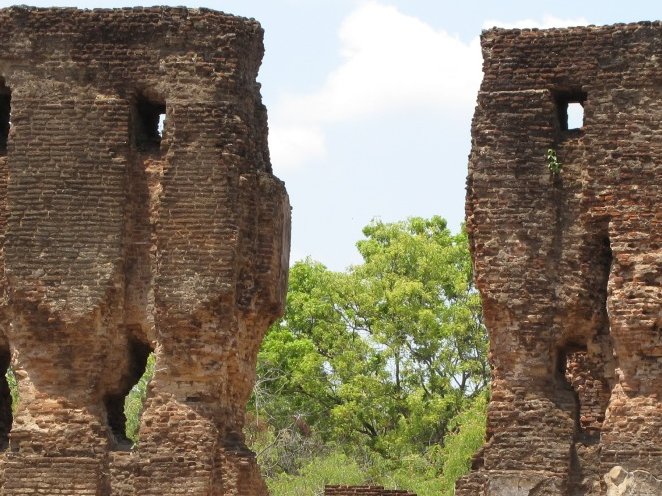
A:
[[557, 342, 608, 441], [0, 348, 14, 450], [554, 89, 587, 132], [556, 344, 584, 434], [0, 79, 11, 154], [133, 92, 165, 153], [105, 339, 153, 449], [597, 234, 613, 335], [123, 350, 155, 444], [157, 113, 165, 137]]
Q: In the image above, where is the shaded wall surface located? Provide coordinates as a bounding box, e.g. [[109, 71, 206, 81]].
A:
[[459, 22, 661, 496], [0, 7, 290, 495]]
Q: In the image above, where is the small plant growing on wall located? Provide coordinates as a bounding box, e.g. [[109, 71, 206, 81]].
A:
[[546, 148, 562, 175]]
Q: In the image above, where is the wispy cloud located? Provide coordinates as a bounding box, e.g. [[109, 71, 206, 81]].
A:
[[268, 5, 590, 172], [280, 2, 482, 122], [268, 1, 482, 170]]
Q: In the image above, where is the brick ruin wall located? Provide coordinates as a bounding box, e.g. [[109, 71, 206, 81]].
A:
[[324, 486, 416, 496], [0, 7, 290, 495], [459, 22, 661, 496]]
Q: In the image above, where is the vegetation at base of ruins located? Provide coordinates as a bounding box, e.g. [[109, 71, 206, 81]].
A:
[[246, 216, 489, 495], [246, 394, 487, 496], [546, 148, 562, 175], [438, 393, 488, 495], [3, 215, 487, 494], [124, 352, 156, 443]]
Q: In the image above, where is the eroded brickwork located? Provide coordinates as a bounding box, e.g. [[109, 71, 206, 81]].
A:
[[324, 486, 416, 496], [0, 7, 290, 495], [460, 22, 661, 496]]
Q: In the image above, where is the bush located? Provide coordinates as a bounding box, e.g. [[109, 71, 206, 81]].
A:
[[268, 450, 367, 496]]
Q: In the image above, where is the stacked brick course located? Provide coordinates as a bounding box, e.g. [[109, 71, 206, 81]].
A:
[[0, 7, 289, 495], [324, 485, 416, 496], [460, 22, 661, 496]]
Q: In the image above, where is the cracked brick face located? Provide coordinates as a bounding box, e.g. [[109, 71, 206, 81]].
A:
[[458, 22, 662, 496], [0, 7, 290, 495]]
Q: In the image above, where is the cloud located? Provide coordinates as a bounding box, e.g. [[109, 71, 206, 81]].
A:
[[482, 15, 590, 30], [267, 4, 589, 171], [269, 1, 482, 170], [279, 2, 482, 123]]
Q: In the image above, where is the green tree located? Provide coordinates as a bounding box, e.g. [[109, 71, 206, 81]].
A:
[[439, 391, 488, 495], [250, 216, 488, 487], [340, 217, 486, 450]]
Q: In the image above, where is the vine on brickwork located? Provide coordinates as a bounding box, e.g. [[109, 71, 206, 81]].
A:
[[546, 148, 562, 175]]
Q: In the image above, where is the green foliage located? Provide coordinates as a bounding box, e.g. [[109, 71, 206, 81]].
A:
[[249, 216, 489, 495], [439, 392, 488, 494], [6, 368, 18, 413], [246, 412, 330, 479], [546, 148, 562, 175], [267, 449, 367, 496], [250, 395, 488, 496], [124, 352, 155, 443]]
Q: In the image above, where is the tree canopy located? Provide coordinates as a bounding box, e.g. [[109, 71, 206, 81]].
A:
[[248, 216, 488, 495]]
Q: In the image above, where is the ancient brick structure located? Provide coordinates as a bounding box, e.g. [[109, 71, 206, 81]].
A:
[[0, 6, 290, 495], [460, 22, 661, 495], [324, 486, 416, 496]]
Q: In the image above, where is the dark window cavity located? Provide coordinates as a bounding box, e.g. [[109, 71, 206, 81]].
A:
[[0, 348, 14, 450], [105, 338, 152, 449], [0, 79, 11, 154], [133, 92, 166, 152]]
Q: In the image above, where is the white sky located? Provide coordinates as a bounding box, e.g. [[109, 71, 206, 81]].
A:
[[1, 0, 659, 270]]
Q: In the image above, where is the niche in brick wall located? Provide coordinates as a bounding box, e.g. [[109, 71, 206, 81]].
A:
[[556, 343, 584, 433], [0, 78, 11, 154], [559, 345, 609, 439], [553, 89, 587, 132], [105, 338, 153, 449], [0, 347, 13, 450], [132, 91, 166, 153]]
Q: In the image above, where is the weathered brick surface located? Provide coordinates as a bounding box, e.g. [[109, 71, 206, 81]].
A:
[[460, 22, 661, 495], [324, 486, 416, 496], [0, 6, 289, 495]]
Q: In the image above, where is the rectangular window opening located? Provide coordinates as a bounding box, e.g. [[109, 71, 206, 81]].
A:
[[133, 92, 166, 153], [554, 89, 587, 132], [0, 80, 11, 155], [157, 113, 166, 137], [567, 102, 584, 130]]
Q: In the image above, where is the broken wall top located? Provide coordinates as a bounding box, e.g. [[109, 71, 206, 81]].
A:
[[0, 6, 280, 316], [459, 21, 661, 496], [0, 7, 290, 495]]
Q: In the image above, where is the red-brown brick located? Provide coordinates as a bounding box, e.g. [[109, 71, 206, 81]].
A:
[[460, 21, 662, 496], [0, 6, 290, 495], [324, 485, 416, 496]]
